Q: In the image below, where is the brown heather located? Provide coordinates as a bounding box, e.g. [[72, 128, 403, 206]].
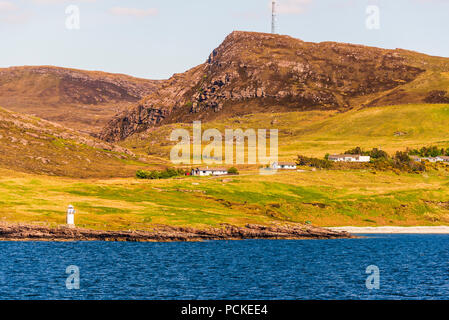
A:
[[0, 65, 161, 135]]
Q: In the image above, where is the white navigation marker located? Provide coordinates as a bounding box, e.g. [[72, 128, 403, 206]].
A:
[[67, 205, 76, 227]]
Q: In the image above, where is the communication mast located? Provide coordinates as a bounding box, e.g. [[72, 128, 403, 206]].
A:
[[271, 1, 277, 34]]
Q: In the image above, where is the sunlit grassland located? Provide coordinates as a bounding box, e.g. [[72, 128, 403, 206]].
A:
[[123, 104, 449, 162], [4, 103, 449, 230], [2, 166, 449, 230]]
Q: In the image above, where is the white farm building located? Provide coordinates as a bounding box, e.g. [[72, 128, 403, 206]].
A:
[[271, 162, 297, 170], [436, 156, 449, 162], [412, 156, 449, 163], [328, 154, 371, 163], [191, 167, 228, 176]]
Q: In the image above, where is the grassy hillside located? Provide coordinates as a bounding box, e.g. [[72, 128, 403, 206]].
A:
[[122, 103, 449, 161], [1, 166, 449, 230], [0, 107, 166, 178], [101, 31, 449, 142], [4, 103, 449, 230], [0, 66, 160, 134]]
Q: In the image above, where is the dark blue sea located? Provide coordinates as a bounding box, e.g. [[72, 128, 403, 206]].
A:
[[0, 234, 448, 300]]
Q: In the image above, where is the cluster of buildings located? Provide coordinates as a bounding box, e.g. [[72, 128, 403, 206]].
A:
[[190, 153, 449, 176], [271, 162, 297, 170], [326, 154, 449, 164], [191, 167, 229, 176], [270, 155, 373, 169], [411, 155, 449, 163], [190, 155, 375, 176], [190, 162, 300, 176], [327, 154, 371, 163]]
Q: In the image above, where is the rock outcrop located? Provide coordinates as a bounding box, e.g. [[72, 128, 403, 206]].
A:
[[424, 90, 449, 104], [0, 222, 353, 242]]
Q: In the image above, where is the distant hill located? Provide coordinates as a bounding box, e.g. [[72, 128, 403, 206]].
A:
[[100, 31, 449, 142], [0, 107, 164, 178], [0, 66, 161, 135]]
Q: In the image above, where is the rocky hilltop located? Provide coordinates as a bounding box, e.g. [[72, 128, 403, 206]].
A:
[[100, 31, 449, 142], [0, 66, 161, 134]]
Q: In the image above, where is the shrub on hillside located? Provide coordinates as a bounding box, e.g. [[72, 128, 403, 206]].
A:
[[391, 152, 425, 172], [335, 148, 425, 173], [228, 167, 239, 175], [297, 155, 332, 169], [394, 151, 411, 164], [344, 147, 365, 156], [344, 147, 388, 160], [136, 168, 186, 180], [408, 146, 448, 157], [136, 170, 150, 179], [369, 148, 389, 160]]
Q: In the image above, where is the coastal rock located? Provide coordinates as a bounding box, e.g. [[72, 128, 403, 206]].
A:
[[0, 222, 353, 242]]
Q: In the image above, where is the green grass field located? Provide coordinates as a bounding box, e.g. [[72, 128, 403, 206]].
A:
[[4, 103, 449, 230], [2, 164, 449, 230]]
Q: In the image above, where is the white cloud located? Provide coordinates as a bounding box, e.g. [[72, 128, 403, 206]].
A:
[[0, 2, 31, 24], [31, 0, 96, 4], [31, 0, 65, 3], [2, 12, 31, 24], [109, 7, 158, 18], [0, 1, 16, 12]]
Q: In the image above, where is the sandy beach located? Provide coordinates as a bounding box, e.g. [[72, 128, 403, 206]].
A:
[[329, 226, 449, 234]]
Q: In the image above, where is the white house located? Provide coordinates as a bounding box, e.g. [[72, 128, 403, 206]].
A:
[[271, 162, 297, 170], [436, 156, 449, 162], [422, 157, 439, 163], [411, 156, 449, 163], [328, 154, 371, 163], [191, 167, 228, 176]]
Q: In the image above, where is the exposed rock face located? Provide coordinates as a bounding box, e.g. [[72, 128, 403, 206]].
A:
[[0, 222, 353, 242], [424, 90, 449, 103], [100, 31, 432, 142], [100, 105, 171, 145]]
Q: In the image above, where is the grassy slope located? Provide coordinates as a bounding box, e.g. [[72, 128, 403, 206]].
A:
[[122, 103, 449, 161], [1, 164, 449, 230], [4, 103, 449, 229], [0, 107, 166, 178]]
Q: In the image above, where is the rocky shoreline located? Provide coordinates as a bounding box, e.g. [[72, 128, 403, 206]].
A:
[[329, 226, 449, 234], [0, 222, 353, 242]]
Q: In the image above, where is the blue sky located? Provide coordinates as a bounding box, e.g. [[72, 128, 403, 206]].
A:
[[0, 0, 448, 79]]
